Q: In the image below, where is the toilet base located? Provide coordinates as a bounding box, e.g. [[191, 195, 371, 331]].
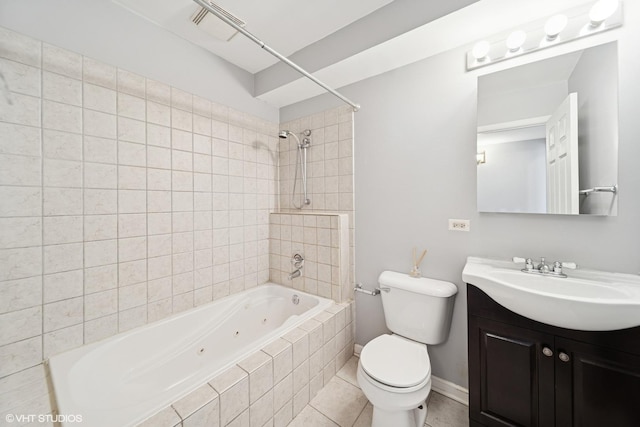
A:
[[371, 401, 428, 427]]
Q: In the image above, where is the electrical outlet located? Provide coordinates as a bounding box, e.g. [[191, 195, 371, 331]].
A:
[[449, 219, 470, 232]]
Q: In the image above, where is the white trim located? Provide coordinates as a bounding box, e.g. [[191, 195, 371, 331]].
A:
[[354, 344, 363, 356], [431, 375, 469, 406], [478, 115, 550, 133]]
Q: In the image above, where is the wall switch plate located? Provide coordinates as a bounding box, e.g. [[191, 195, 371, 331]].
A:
[[449, 219, 470, 232]]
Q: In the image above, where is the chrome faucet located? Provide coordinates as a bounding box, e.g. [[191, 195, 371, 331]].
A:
[[287, 253, 304, 280], [513, 257, 576, 278]]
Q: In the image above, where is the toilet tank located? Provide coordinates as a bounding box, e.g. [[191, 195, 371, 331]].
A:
[[379, 271, 458, 344]]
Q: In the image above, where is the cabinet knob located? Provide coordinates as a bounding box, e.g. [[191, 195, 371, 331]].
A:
[[542, 347, 553, 357], [559, 352, 570, 362]]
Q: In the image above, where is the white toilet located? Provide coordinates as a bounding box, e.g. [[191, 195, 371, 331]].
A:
[[357, 271, 458, 427]]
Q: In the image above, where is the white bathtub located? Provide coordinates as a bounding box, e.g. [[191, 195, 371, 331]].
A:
[[48, 284, 333, 427]]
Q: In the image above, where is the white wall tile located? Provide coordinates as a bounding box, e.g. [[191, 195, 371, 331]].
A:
[[43, 130, 81, 161], [84, 110, 117, 139], [42, 44, 81, 79], [146, 79, 170, 105], [118, 166, 146, 190], [44, 158, 82, 188], [84, 83, 116, 113], [0, 306, 41, 346], [83, 57, 116, 89], [0, 276, 42, 314], [119, 190, 146, 214], [84, 264, 117, 294], [43, 216, 82, 245], [43, 269, 83, 303], [84, 189, 117, 214], [0, 336, 41, 377], [117, 69, 145, 98], [147, 124, 171, 148], [84, 214, 117, 241], [42, 100, 82, 133], [0, 92, 40, 127], [0, 27, 41, 67], [84, 162, 117, 189], [84, 136, 116, 164], [118, 213, 146, 238], [0, 154, 40, 186], [43, 243, 83, 274], [43, 296, 83, 332], [43, 323, 83, 358], [0, 57, 41, 97], [43, 71, 81, 106], [84, 239, 117, 268], [118, 117, 146, 144], [0, 217, 41, 249], [118, 93, 145, 121]]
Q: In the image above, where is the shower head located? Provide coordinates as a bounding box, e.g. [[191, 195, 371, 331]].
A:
[[279, 130, 291, 139]]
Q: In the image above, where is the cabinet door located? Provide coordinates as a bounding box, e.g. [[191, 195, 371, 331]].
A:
[[555, 337, 640, 427], [469, 316, 555, 427]]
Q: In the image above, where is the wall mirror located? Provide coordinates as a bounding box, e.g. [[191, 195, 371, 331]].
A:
[[476, 41, 619, 215]]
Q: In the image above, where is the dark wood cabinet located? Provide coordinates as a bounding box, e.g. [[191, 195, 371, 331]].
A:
[[468, 284, 640, 427]]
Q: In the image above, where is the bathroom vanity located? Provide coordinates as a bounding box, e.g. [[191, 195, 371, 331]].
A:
[[467, 284, 640, 427]]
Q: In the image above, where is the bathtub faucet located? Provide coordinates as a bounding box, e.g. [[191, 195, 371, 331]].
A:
[[288, 253, 304, 280], [288, 269, 302, 280]]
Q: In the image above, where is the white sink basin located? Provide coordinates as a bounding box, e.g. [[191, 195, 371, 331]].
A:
[[462, 257, 640, 331]]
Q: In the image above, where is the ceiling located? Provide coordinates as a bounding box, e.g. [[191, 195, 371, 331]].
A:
[[112, 0, 600, 109], [113, 0, 394, 74]]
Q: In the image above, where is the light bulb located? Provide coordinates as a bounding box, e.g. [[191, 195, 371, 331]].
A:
[[472, 41, 491, 61], [506, 30, 526, 52], [589, 0, 618, 27], [544, 14, 568, 40]]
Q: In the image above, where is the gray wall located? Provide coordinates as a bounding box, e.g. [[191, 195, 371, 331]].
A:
[[282, 3, 640, 388], [569, 44, 619, 215], [478, 138, 547, 213], [0, 0, 278, 121]]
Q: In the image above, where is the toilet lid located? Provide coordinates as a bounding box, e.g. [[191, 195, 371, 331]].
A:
[[360, 334, 430, 388]]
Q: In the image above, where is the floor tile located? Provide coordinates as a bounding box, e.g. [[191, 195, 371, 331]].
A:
[[352, 402, 372, 427], [335, 356, 358, 387], [425, 392, 469, 427], [288, 405, 338, 427], [310, 376, 368, 427]]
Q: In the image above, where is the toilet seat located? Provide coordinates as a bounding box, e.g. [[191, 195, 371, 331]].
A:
[[360, 334, 431, 388]]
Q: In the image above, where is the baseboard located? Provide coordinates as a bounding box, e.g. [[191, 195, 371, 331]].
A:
[[431, 375, 469, 406], [353, 343, 363, 356], [354, 343, 468, 406]]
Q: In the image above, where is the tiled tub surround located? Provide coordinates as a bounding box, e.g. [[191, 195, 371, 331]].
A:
[[269, 213, 351, 303], [0, 26, 279, 423], [49, 285, 334, 427], [135, 300, 355, 427], [279, 108, 355, 290]]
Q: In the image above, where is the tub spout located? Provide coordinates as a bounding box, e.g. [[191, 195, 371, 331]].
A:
[[288, 269, 301, 280]]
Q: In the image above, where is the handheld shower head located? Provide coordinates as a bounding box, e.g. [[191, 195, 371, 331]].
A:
[[279, 130, 291, 139]]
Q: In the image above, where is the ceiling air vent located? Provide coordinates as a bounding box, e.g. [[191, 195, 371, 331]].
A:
[[191, 1, 245, 42]]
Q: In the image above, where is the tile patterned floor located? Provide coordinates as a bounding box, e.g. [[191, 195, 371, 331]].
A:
[[288, 356, 469, 427]]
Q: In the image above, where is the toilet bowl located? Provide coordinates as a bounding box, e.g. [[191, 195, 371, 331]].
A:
[[356, 271, 457, 427], [357, 334, 432, 427]]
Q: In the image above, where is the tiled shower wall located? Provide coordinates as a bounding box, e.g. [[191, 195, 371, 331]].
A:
[[279, 108, 355, 291], [0, 26, 278, 384], [269, 213, 350, 303]]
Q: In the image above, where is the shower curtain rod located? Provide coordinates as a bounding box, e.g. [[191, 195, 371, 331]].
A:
[[192, 0, 360, 112]]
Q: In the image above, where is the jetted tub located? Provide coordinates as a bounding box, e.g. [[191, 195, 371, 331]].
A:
[[48, 284, 333, 427]]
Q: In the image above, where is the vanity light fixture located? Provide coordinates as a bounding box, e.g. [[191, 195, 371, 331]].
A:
[[589, 0, 619, 27], [466, 0, 622, 71], [472, 41, 491, 62], [544, 14, 568, 42], [506, 30, 527, 53]]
